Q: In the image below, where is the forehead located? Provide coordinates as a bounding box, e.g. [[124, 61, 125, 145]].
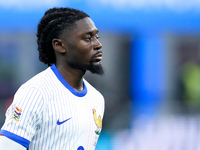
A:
[[73, 17, 98, 35]]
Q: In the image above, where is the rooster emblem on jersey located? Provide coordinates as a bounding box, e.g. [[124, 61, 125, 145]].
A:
[[92, 108, 102, 135]]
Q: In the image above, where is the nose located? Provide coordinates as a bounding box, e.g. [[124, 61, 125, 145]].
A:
[[94, 39, 102, 50]]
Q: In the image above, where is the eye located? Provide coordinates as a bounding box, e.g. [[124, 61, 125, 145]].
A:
[[95, 35, 100, 39], [85, 36, 92, 42], [84, 34, 100, 42]]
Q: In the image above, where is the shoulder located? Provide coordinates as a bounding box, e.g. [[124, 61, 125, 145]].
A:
[[84, 79, 100, 93], [15, 67, 55, 97], [12, 67, 56, 110], [83, 79, 104, 99], [20, 67, 54, 89], [83, 79, 105, 116]]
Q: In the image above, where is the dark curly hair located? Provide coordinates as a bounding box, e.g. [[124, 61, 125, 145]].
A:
[[37, 7, 89, 66]]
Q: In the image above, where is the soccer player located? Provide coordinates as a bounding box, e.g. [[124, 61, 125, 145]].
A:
[[0, 7, 105, 150]]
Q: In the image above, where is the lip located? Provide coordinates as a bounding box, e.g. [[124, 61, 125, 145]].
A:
[[93, 52, 103, 62]]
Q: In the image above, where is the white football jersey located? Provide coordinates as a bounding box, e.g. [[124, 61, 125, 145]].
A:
[[0, 64, 105, 150]]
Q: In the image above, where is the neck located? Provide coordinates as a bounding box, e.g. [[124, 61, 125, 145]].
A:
[[56, 64, 86, 92]]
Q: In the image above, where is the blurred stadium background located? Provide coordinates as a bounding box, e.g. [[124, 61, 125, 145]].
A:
[[1, 0, 200, 149]]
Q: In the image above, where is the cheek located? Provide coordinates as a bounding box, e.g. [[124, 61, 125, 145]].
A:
[[78, 41, 91, 52], [76, 44, 93, 59], [67, 40, 94, 62], [79, 51, 93, 62]]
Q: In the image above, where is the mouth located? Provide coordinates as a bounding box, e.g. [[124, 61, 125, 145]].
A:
[[93, 52, 103, 63]]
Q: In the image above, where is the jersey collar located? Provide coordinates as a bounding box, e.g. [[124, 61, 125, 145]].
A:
[[50, 64, 87, 97]]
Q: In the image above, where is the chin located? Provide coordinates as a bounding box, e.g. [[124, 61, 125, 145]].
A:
[[89, 63, 104, 75]]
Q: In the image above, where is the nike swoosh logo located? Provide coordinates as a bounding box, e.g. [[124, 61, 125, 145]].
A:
[[57, 117, 72, 125]]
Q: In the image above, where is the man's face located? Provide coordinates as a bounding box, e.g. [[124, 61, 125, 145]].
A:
[[61, 17, 104, 75]]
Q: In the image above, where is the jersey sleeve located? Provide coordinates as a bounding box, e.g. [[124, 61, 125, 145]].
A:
[[0, 85, 44, 148]]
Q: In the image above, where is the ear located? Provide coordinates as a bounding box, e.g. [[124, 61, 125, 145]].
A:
[[52, 39, 66, 53]]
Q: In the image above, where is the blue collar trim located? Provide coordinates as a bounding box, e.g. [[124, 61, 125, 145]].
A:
[[50, 64, 87, 97]]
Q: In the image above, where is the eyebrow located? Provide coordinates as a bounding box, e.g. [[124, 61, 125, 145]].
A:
[[85, 29, 99, 35]]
